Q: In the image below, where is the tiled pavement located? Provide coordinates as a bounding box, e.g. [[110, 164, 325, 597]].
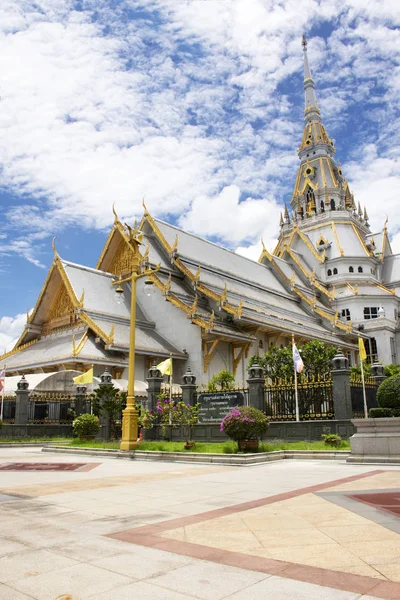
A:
[[0, 446, 399, 599]]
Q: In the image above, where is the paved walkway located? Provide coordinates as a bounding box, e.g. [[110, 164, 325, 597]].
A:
[[0, 446, 399, 599]]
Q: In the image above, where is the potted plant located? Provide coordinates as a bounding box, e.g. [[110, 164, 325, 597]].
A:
[[73, 413, 100, 440], [220, 405, 269, 452]]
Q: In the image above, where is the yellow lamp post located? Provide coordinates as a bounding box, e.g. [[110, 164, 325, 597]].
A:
[[113, 222, 160, 451]]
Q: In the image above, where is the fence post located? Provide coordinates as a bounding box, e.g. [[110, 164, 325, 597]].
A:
[[75, 385, 87, 416], [181, 367, 197, 406], [370, 362, 386, 388], [331, 350, 352, 420], [98, 368, 113, 439], [146, 362, 164, 411], [247, 361, 266, 412], [145, 362, 164, 440], [14, 375, 30, 425]]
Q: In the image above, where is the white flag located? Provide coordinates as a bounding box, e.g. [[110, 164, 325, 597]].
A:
[[292, 340, 304, 374]]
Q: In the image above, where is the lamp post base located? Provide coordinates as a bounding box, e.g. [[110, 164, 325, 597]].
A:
[[120, 405, 139, 451]]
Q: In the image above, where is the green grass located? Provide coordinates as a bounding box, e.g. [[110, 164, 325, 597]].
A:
[[65, 439, 350, 453]]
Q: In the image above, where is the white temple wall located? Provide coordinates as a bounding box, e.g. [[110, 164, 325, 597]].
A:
[[137, 279, 202, 382]]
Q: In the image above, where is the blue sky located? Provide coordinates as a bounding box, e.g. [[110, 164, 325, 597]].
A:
[[0, 0, 399, 350]]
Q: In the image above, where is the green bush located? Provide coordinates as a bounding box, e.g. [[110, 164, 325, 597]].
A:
[[377, 376, 400, 409], [321, 433, 342, 447], [220, 406, 269, 441], [369, 408, 393, 418], [73, 414, 100, 438]]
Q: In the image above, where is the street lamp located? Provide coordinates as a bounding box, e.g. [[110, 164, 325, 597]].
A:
[[112, 222, 160, 451]]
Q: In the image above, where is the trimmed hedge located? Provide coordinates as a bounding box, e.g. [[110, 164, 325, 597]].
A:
[[377, 376, 400, 409], [369, 408, 393, 418]]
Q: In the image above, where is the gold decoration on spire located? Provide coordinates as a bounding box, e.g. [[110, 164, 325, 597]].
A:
[[142, 197, 148, 216]]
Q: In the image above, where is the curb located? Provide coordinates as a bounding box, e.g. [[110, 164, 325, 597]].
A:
[[41, 446, 350, 466]]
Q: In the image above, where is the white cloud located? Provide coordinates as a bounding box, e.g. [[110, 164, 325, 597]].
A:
[[0, 313, 27, 355], [0, 0, 399, 268]]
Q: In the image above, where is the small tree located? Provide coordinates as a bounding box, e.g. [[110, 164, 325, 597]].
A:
[[207, 370, 235, 392], [89, 385, 126, 440], [249, 340, 336, 382]]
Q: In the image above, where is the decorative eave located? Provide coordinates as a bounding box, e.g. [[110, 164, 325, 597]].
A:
[[274, 224, 326, 263], [143, 212, 244, 321], [78, 312, 115, 346]]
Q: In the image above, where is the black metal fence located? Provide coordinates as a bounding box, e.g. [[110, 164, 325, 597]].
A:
[[350, 377, 378, 418], [264, 378, 334, 421]]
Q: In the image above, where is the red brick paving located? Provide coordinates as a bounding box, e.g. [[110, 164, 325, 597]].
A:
[[0, 462, 100, 472], [107, 469, 400, 600]]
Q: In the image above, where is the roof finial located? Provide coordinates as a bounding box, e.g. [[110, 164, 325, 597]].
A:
[[142, 196, 148, 216], [302, 35, 307, 49], [112, 203, 119, 223], [279, 212, 284, 227], [384, 215, 389, 230], [52, 236, 59, 260], [364, 206, 369, 222]]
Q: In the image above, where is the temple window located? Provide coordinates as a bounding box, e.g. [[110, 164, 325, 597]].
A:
[[364, 307, 379, 320], [333, 268, 338, 275], [349, 266, 354, 273], [341, 308, 351, 321], [306, 186, 315, 204], [358, 266, 363, 273], [364, 337, 378, 363], [327, 269, 332, 276], [330, 199, 336, 210]]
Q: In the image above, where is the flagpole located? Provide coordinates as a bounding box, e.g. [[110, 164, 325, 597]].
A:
[[0, 365, 5, 422], [360, 358, 368, 419], [292, 335, 300, 422]]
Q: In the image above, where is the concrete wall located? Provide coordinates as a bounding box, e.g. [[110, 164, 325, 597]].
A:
[[153, 420, 355, 443], [1, 424, 73, 438]]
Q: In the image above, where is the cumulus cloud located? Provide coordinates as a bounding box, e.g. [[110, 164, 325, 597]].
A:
[[0, 0, 399, 269], [0, 313, 27, 355]]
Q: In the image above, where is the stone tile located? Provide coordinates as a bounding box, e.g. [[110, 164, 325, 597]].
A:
[[0, 549, 78, 583], [0, 538, 29, 558], [89, 580, 197, 600], [11, 563, 132, 600], [49, 535, 140, 562], [0, 584, 35, 600], [148, 561, 268, 600], [92, 547, 192, 579], [225, 575, 362, 599], [370, 563, 400, 582], [319, 524, 399, 544]]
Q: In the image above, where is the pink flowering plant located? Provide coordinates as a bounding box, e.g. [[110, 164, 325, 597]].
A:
[[153, 394, 200, 443], [220, 405, 269, 441]]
